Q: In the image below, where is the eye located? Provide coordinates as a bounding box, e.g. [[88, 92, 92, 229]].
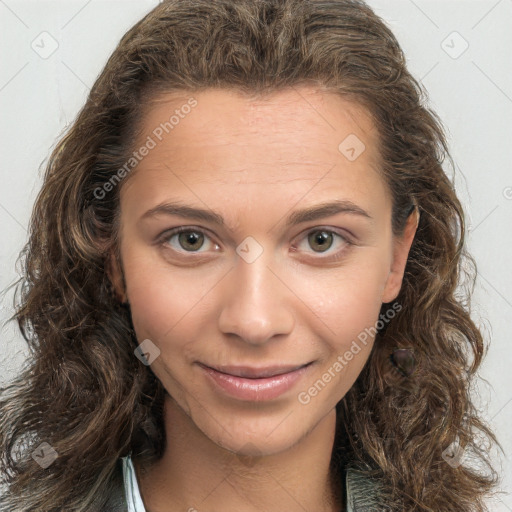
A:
[[159, 227, 218, 254], [292, 228, 353, 261]]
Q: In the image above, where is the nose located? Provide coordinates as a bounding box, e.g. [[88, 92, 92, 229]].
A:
[[217, 252, 295, 346]]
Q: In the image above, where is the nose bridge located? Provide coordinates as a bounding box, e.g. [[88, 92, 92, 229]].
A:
[[218, 246, 295, 345]]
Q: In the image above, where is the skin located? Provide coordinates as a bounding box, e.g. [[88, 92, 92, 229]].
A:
[[109, 86, 419, 512]]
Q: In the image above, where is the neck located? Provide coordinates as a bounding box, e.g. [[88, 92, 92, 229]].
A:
[[135, 394, 343, 512]]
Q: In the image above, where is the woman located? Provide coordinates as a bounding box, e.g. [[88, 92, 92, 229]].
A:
[[0, 0, 502, 510]]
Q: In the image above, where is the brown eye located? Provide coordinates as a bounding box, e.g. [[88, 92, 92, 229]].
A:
[[160, 227, 217, 254], [292, 227, 353, 263], [177, 230, 205, 251], [307, 230, 334, 253]]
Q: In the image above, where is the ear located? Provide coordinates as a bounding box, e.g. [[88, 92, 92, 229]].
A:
[[106, 250, 128, 304], [381, 207, 420, 304]]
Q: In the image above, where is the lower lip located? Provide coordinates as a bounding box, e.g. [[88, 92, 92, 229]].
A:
[[198, 363, 313, 401]]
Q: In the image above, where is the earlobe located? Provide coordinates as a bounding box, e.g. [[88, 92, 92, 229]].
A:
[[381, 207, 420, 304]]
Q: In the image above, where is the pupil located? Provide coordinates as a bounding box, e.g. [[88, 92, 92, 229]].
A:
[[180, 231, 203, 250], [310, 231, 332, 252]]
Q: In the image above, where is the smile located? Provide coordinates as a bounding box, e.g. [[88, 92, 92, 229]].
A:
[[197, 362, 314, 401]]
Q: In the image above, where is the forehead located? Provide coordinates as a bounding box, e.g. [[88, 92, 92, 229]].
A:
[[137, 86, 379, 160], [121, 86, 389, 227]]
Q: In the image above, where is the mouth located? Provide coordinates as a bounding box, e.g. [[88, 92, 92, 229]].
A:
[[196, 361, 315, 401], [199, 362, 313, 379]]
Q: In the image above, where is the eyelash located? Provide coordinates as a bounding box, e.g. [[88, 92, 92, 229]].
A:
[[158, 226, 354, 263]]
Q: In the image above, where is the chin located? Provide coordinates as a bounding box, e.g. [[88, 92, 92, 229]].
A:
[[216, 429, 303, 459]]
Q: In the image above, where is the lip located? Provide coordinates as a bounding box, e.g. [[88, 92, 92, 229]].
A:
[[197, 362, 314, 401], [203, 363, 310, 379]]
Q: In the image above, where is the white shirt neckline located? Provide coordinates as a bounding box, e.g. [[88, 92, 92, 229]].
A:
[[121, 454, 147, 512]]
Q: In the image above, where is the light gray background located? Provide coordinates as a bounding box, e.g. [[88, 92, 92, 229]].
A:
[[1, 0, 511, 508]]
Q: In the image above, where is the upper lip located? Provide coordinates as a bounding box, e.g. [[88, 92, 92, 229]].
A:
[[199, 362, 312, 379]]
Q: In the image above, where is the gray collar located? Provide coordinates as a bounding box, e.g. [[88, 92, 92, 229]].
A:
[[345, 466, 383, 512], [103, 458, 128, 511]]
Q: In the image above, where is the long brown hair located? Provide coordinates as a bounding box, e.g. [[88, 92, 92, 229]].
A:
[[0, 0, 502, 510]]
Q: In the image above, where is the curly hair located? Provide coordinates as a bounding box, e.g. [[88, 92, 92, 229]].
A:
[[0, 0, 503, 510]]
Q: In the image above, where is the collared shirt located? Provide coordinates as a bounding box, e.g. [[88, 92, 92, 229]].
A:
[[120, 454, 382, 512]]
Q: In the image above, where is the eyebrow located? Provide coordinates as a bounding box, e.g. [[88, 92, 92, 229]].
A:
[[139, 199, 373, 229]]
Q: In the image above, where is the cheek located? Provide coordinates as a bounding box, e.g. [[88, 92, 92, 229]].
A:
[[120, 245, 178, 342], [298, 260, 388, 338], [122, 246, 214, 349]]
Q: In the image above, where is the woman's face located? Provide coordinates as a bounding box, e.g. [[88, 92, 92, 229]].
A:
[[111, 87, 417, 456]]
